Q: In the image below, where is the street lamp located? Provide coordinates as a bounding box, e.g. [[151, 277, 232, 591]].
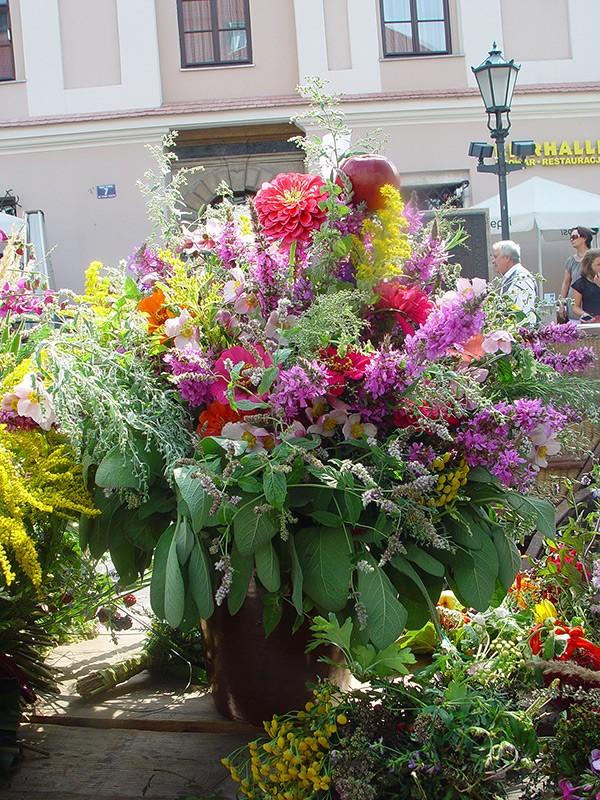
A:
[[470, 43, 534, 239]]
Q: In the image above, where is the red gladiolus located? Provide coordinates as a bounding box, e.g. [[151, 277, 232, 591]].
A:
[[254, 172, 328, 246], [374, 280, 433, 335]]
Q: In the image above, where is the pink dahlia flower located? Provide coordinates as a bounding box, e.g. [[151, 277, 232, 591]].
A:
[[254, 172, 327, 245], [210, 344, 272, 404]]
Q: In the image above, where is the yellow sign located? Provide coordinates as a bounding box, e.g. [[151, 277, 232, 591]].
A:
[[507, 140, 600, 167]]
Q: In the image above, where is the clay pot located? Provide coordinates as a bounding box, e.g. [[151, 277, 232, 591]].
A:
[[201, 579, 350, 726]]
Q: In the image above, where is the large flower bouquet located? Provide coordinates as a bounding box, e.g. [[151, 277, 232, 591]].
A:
[[1, 103, 599, 663]]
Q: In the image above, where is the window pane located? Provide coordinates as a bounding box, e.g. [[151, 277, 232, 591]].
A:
[[218, 29, 248, 61], [184, 31, 214, 63], [384, 21, 414, 53], [417, 21, 446, 52], [416, 0, 444, 21], [382, 0, 410, 21], [182, 0, 212, 32], [217, 0, 247, 29], [0, 45, 14, 80], [0, 8, 8, 36]]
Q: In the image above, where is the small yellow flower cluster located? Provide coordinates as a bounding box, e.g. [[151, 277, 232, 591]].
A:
[[354, 185, 412, 291], [223, 685, 348, 799], [0, 426, 98, 587], [0, 356, 32, 395], [81, 261, 113, 314], [426, 452, 469, 507]]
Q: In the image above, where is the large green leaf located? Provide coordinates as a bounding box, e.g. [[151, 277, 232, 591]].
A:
[[174, 465, 212, 533], [403, 542, 445, 577], [232, 501, 278, 556], [227, 542, 253, 615], [108, 524, 138, 586], [289, 537, 304, 615], [255, 541, 281, 593], [188, 538, 214, 619], [82, 488, 121, 558], [295, 527, 352, 612], [449, 536, 499, 611], [150, 523, 176, 620], [263, 469, 287, 510], [492, 529, 521, 590], [175, 517, 195, 565], [391, 555, 443, 639], [506, 492, 556, 537], [343, 491, 362, 524], [443, 513, 482, 551], [358, 555, 407, 649], [164, 526, 186, 627], [95, 446, 143, 490]]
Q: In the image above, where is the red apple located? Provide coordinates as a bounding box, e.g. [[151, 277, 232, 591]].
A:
[[338, 154, 401, 212]]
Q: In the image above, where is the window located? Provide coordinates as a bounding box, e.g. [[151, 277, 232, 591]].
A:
[[0, 0, 15, 81], [177, 0, 252, 68], [380, 0, 451, 57]]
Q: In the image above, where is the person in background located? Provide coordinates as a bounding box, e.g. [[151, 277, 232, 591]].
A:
[[571, 248, 600, 322], [492, 240, 537, 323], [560, 226, 593, 299]]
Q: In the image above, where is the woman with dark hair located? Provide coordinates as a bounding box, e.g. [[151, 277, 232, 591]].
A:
[[561, 226, 593, 299], [571, 247, 600, 321]]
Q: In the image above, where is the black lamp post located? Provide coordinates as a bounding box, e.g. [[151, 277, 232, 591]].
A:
[[470, 43, 534, 240]]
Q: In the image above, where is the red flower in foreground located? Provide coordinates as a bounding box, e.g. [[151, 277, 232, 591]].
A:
[[530, 622, 600, 671], [374, 280, 433, 335], [254, 173, 328, 245], [393, 401, 460, 429], [197, 401, 245, 437], [320, 346, 371, 397]]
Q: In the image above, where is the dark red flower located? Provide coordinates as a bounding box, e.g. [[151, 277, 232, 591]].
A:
[[320, 346, 371, 397], [254, 173, 328, 245], [393, 401, 460, 429], [374, 280, 433, 335]]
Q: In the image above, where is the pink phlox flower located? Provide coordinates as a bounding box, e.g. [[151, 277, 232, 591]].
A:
[[220, 421, 275, 453], [482, 330, 514, 355], [529, 422, 561, 467], [307, 408, 348, 438], [342, 413, 377, 441], [2, 373, 56, 431]]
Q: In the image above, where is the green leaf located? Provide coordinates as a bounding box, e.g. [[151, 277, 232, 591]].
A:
[[449, 538, 499, 611], [443, 514, 483, 550], [187, 539, 214, 619], [467, 467, 501, 484], [164, 527, 186, 627], [263, 469, 287, 511], [309, 510, 342, 527], [233, 501, 278, 556], [150, 523, 176, 620], [295, 527, 352, 612], [255, 541, 281, 593], [492, 529, 521, 590], [174, 465, 212, 533], [403, 542, 445, 577], [236, 476, 263, 494], [506, 492, 556, 537], [227, 542, 253, 615], [108, 525, 138, 586], [257, 366, 279, 395], [175, 517, 195, 565], [289, 537, 304, 615], [308, 614, 353, 654], [272, 348, 292, 366], [391, 555, 443, 640], [95, 446, 142, 490], [358, 558, 408, 649], [262, 593, 283, 637], [343, 492, 362, 524], [234, 399, 270, 411]]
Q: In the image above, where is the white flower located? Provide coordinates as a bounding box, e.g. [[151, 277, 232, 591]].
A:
[[2, 373, 56, 430], [529, 423, 561, 467], [342, 413, 377, 441]]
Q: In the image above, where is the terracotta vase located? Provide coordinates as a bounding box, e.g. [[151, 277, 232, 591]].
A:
[[201, 578, 350, 726]]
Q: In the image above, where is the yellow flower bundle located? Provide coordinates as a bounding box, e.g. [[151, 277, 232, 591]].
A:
[[0, 425, 98, 588], [353, 185, 412, 291]]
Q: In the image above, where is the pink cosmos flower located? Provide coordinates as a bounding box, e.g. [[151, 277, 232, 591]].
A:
[[342, 413, 377, 441], [2, 374, 56, 431], [211, 344, 272, 404], [482, 330, 515, 355], [221, 421, 275, 453]]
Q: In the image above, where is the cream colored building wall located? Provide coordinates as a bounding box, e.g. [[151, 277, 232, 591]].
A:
[[0, 138, 162, 290], [59, 0, 121, 90], [156, 0, 300, 104]]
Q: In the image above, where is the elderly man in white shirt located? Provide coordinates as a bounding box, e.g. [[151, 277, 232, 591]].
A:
[[492, 240, 537, 324]]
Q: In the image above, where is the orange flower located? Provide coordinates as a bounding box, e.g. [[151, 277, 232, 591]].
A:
[[137, 287, 173, 334], [197, 401, 245, 438], [455, 333, 486, 364]]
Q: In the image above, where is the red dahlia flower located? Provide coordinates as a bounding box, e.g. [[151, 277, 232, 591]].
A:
[[320, 346, 371, 397], [374, 280, 433, 335], [254, 173, 328, 246], [197, 401, 245, 437]]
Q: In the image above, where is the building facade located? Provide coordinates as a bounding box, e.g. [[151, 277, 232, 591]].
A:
[[1, 0, 599, 292]]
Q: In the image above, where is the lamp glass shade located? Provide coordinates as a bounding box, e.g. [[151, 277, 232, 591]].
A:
[[472, 44, 521, 113]]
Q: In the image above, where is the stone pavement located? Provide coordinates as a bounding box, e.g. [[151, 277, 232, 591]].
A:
[[0, 623, 253, 800]]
